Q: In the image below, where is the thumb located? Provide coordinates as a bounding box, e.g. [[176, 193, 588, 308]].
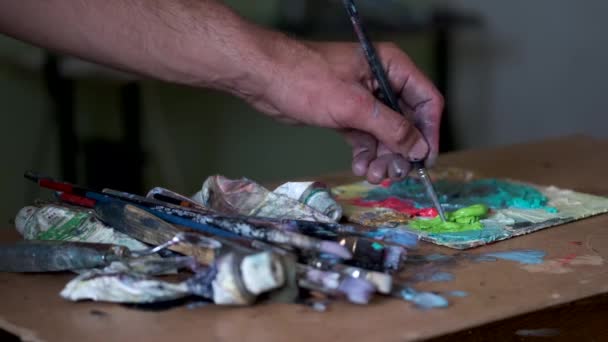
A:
[[330, 84, 429, 161]]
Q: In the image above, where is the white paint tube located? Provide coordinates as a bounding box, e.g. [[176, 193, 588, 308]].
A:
[[273, 181, 343, 221], [192, 175, 336, 223], [15, 204, 149, 252]]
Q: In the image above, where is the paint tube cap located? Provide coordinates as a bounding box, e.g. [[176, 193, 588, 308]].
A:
[[240, 252, 285, 295], [366, 272, 393, 294], [212, 253, 255, 305], [304, 190, 343, 222], [274, 182, 343, 221]]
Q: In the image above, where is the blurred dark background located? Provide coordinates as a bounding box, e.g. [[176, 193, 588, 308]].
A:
[[1, 0, 607, 223]]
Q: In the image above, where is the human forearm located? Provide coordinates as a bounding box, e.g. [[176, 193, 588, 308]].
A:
[[1, 0, 443, 183], [0, 0, 280, 96]]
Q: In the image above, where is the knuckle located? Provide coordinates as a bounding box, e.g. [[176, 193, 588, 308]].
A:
[[392, 117, 415, 145], [435, 91, 446, 112]]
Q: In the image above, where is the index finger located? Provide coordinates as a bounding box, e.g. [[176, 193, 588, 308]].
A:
[[379, 45, 445, 165]]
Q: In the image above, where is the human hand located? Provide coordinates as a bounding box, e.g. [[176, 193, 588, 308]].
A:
[[241, 38, 443, 184], [0, 0, 441, 185]]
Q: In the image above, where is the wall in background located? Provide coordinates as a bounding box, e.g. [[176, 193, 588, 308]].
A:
[[0, 37, 58, 224], [438, 0, 608, 148]]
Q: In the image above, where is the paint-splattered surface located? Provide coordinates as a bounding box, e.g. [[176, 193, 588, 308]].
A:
[[332, 169, 608, 249]]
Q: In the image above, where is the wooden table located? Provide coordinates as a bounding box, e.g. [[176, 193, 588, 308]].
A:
[[1, 135, 607, 341]]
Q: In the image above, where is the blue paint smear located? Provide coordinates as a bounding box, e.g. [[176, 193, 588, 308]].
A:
[[365, 228, 419, 247], [400, 288, 449, 309], [478, 250, 546, 265], [424, 253, 452, 262], [474, 255, 499, 262], [424, 272, 454, 282], [366, 178, 557, 212], [446, 291, 469, 298], [413, 271, 455, 283]]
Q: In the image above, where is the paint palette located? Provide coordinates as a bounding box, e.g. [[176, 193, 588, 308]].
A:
[[332, 169, 608, 249]]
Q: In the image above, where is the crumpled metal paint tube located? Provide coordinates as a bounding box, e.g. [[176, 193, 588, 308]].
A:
[[61, 250, 287, 305], [15, 204, 149, 251], [61, 269, 194, 303], [273, 181, 343, 222], [297, 265, 376, 305], [192, 176, 340, 223]]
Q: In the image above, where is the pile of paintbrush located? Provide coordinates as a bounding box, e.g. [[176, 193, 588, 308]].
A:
[[0, 171, 411, 308]]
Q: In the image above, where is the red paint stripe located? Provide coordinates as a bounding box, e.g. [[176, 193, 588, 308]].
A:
[[558, 253, 578, 266], [39, 179, 73, 193], [352, 197, 438, 217], [380, 179, 392, 188], [59, 192, 96, 208]]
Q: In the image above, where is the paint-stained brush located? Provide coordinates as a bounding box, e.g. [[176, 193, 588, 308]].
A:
[[0, 241, 130, 272], [27, 172, 352, 259], [94, 201, 222, 265], [150, 204, 353, 259], [341, 0, 447, 221]]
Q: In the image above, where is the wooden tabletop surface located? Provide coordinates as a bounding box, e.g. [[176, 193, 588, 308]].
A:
[[1, 135, 607, 341]]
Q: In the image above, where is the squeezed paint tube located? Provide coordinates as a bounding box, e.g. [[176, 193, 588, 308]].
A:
[[61, 250, 286, 305], [94, 201, 291, 304], [212, 251, 285, 305], [61, 269, 194, 303], [192, 175, 336, 223], [273, 181, 343, 222], [297, 265, 376, 305], [308, 258, 392, 294], [107, 256, 199, 276], [15, 204, 149, 252], [146, 187, 208, 211]]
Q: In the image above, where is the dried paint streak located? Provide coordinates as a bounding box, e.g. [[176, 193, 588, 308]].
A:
[[365, 178, 556, 212], [425, 253, 452, 262], [351, 198, 437, 217], [347, 209, 412, 228], [446, 291, 469, 298], [400, 287, 448, 309], [419, 272, 454, 283], [365, 228, 419, 247], [478, 250, 546, 265], [409, 204, 489, 233], [522, 255, 604, 274]]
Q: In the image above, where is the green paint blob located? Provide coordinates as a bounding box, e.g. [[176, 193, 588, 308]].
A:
[[410, 204, 489, 233], [36, 213, 89, 241]]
